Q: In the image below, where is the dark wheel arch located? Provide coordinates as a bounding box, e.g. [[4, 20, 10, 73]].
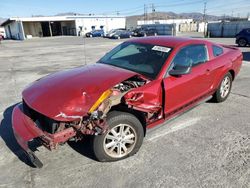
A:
[[110, 104, 147, 136], [229, 70, 235, 81]]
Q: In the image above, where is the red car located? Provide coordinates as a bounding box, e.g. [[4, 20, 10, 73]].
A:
[[12, 37, 242, 168]]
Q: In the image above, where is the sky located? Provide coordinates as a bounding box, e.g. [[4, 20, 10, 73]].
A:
[[0, 0, 250, 18]]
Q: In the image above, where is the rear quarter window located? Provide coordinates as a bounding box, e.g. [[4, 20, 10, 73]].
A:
[[212, 45, 224, 57]]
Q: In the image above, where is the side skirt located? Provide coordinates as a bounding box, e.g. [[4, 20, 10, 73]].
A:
[[146, 94, 213, 132]]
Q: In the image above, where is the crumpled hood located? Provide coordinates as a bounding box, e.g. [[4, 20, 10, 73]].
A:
[[22, 63, 137, 121]]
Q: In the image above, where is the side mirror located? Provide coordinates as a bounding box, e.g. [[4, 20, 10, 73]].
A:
[[169, 63, 192, 77]]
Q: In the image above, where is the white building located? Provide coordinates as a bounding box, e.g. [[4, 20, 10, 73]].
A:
[[0, 15, 126, 40], [0, 27, 6, 38], [197, 22, 207, 33]]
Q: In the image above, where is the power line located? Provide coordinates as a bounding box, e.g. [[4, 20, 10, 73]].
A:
[[89, 0, 250, 18], [154, 0, 205, 9], [97, 0, 206, 16]]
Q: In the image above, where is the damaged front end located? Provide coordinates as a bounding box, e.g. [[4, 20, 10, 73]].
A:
[[63, 75, 163, 137], [12, 75, 163, 168]]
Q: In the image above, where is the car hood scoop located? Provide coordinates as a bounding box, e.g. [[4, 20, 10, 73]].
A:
[[22, 64, 137, 121]]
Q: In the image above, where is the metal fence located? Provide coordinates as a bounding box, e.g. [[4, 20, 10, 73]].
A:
[[140, 24, 176, 36], [207, 21, 250, 37]]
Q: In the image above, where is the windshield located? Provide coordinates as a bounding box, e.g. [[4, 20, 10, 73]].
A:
[[98, 42, 172, 79], [108, 29, 115, 34]]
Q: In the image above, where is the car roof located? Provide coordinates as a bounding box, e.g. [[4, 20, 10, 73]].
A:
[[128, 36, 211, 48]]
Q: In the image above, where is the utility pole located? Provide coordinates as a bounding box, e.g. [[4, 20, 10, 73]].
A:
[[144, 4, 148, 24], [203, 1, 207, 37], [152, 3, 156, 23]]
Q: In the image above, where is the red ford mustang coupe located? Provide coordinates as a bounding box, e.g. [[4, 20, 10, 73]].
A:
[[12, 37, 242, 168]]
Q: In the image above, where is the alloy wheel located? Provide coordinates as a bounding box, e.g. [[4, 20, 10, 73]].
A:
[[103, 123, 137, 158], [220, 76, 231, 98], [239, 39, 247, 47]]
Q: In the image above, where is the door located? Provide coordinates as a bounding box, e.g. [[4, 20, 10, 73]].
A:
[[163, 44, 213, 115], [8, 25, 12, 38]]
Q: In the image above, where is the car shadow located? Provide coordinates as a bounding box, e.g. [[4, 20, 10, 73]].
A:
[[243, 51, 250, 61], [67, 135, 98, 161], [0, 103, 37, 168]]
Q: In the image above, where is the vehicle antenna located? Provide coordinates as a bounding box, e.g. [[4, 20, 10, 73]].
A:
[[83, 34, 87, 65]]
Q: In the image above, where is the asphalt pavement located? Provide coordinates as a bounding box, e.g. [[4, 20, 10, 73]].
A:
[[0, 36, 249, 188]]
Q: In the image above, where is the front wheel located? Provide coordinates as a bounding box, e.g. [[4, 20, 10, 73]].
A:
[[238, 38, 247, 47], [93, 111, 144, 162], [211, 72, 232, 103]]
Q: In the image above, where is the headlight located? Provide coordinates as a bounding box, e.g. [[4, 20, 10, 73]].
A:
[[89, 89, 112, 113]]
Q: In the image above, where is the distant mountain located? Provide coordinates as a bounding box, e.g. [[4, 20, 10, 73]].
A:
[[127, 11, 229, 21], [55, 12, 91, 16]]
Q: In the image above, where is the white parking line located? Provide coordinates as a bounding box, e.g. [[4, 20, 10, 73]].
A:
[[147, 117, 201, 142], [243, 61, 250, 66]]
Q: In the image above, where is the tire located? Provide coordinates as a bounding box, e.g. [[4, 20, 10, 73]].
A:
[[93, 111, 144, 162], [211, 72, 232, 103], [238, 38, 247, 47]]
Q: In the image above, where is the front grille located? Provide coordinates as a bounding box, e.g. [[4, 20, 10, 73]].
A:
[[23, 100, 59, 134]]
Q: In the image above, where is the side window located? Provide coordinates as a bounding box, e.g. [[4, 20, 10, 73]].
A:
[[212, 45, 223, 57], [171, 44, 208, 68]]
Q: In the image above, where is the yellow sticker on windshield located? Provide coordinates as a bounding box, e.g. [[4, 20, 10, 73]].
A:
[[152, 46, 171, 53]]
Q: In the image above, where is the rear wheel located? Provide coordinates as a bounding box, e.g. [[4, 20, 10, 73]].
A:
[[211, 72, 232, 103], [93, 111, 144, 162], [238, 38, 247, 47]]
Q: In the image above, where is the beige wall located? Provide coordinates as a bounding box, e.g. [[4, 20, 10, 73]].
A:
[[23, 22, 43, 37], [179, 22, 198, 32]]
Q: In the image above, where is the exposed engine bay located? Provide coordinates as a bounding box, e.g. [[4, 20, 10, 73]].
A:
[[75, 75, 149, 137]]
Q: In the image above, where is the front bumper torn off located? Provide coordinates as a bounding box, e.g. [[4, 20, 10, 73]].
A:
[[12, 104, 44, 168]]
